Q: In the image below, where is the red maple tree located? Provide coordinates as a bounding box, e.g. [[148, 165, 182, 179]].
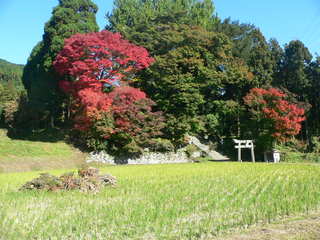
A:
[[244, 88, 305, 143], [53, 31, 163, 150]]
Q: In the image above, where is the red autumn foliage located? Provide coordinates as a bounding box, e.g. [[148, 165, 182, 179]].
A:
[[53, 31, 163, 150], [54, 30, 154, 86], [98, 86, 165, 140], [244, 88, 305, 142]]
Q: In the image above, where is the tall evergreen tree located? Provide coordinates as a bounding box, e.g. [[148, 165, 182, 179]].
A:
[[276, 40, 312, 98], [306, 57, 320, 136], [268, 38, 284, 84], [214, 18, 276, 87], [22, 0, 99, 127], [272, 40, 312, 141]]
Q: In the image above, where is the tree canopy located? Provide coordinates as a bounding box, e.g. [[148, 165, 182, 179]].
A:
[[107, 0, 217, 34], [54, 30, 163, 154], [8, 0, 320, 158], [22, 0, 99, 127]]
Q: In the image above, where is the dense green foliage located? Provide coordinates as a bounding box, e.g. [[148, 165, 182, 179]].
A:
[[1, 0, 316, 156], [1, 163, 320, 239], [107, 0, 217, 34], [214, 19, 278, 87], [132, 22, 252, 142], [0, 58, 24, 89], [307, 57, 320, 137], [270, 40, 318, 142], [107, 4, 254, 144], [0, 59, 25, 125], [105, 1, 320, 155], [22, 0, 99, 127]]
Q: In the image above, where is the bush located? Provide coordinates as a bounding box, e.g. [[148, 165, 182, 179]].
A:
[[2, 101, 18, 128], [147, 138, 174, 152], [185, 144, 200, 158], [311, 136, 320, 154], [120, 141, 143, 158], [276, 142, 308, 163]]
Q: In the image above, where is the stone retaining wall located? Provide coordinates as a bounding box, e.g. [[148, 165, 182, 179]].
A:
[[86, 150, 191, 165]]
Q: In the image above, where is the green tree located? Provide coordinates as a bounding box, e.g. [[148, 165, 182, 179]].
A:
[[214, 18, 276, 87], [22, 0, 99, 128], [268, 38, 284, 84], [131, 22, 252, 142], [276, 40, 312, 98], [107, 0, 217, 34], [107, 4, 255, 143], [271, 40, 312, 142], [306, 57, 320, 136]]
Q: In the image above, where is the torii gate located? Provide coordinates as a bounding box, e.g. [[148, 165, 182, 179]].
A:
[[233, 139, 255, 162]]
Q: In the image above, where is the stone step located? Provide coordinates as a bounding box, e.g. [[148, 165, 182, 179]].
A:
[[187, 135, 230, 161]]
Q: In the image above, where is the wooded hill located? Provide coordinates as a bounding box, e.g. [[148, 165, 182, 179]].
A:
[[0, 58, 24, 89]]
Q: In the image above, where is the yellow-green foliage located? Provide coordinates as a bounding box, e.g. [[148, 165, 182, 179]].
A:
[[276, 142, 320, 163], [1, 163, 320, 239]]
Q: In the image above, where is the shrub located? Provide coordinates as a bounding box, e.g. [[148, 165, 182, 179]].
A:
[[311, 136, 320, 154], [147, 138, 175, 152], [185, 144, 200, 158], [2, 101, 18, 128]]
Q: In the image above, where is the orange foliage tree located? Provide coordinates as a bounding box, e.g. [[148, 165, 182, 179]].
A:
[[244, 88, 305, 149]]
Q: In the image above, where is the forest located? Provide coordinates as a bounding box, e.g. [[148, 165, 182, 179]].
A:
[[1, 0, 320, 160]]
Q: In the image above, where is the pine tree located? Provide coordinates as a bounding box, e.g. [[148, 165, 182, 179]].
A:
[[22, 0, 99, 128], [277, 40, 312, 98]]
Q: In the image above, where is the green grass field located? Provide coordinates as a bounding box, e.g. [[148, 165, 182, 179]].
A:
[[1, 162, 320, 240], [0, 129, 85, 172]]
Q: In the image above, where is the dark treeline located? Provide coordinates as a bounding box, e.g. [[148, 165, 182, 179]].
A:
[[2, 0, 319, 158]]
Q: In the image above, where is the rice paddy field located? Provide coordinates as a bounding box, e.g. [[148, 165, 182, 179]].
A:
[[1, 162, 320, 240]]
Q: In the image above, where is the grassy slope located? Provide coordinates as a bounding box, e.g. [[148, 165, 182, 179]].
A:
[[0, 129, 86, 172], [1, 162, 320, 239]]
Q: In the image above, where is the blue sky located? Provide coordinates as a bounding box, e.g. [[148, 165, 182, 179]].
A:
[[0, 0, 319, 64]]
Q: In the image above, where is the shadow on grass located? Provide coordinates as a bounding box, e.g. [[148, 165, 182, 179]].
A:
[[208, 159, 233, 162], [5, 127, 67, 143]]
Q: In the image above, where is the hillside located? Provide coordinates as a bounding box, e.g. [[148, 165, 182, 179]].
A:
[[0, 58, 24, 89], [0, 129, 86, 173]]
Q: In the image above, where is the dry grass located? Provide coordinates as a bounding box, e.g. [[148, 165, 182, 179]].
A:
[[214, 212, 320, 240]]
